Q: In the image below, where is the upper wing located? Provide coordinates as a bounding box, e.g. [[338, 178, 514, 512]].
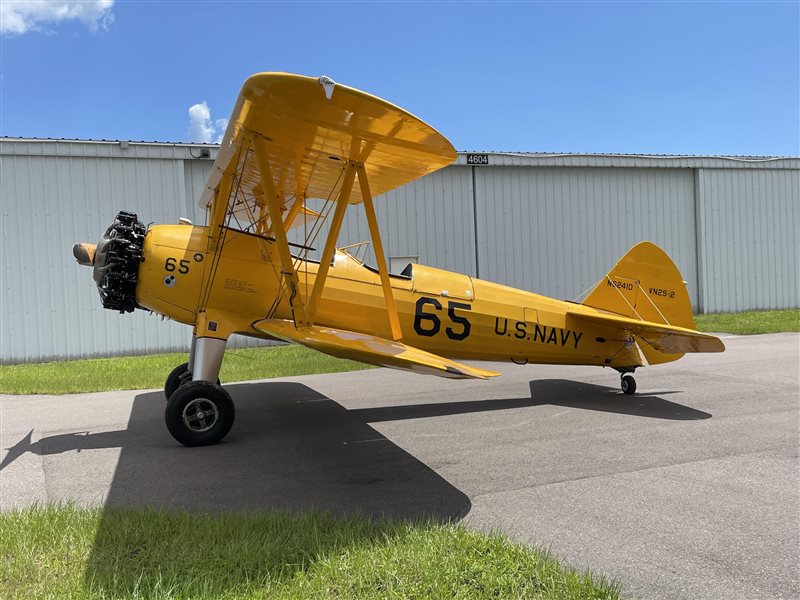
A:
[[200, 73, 457, 218], [253, 319, 501, 380], [566, 309, 725, 354]]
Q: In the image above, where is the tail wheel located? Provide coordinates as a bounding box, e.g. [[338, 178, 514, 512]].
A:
[[621, 373, 637, 395], [165, 381, 235, 446]]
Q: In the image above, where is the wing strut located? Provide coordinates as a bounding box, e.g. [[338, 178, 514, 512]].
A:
[[357, 164, 402, 341], [207, 172, 233, 251], [282, 194, 306, 231], [250, 131, 307, 325], [247, 138, 402, 339], [305, 160, 357, 323]]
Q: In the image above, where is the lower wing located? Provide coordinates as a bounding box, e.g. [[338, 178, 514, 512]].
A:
[[252, 319, 501, 380]]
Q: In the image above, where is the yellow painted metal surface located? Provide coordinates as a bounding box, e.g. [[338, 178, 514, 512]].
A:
[[199, 72, 457, 212], [250, 131, 307, 325], [136, 223, 723, 375], [358, 163, 403, 341], [126, 73, 723, 380], [566, 309, 725, 354], [582, 241, 696, 329], [253, 319, 500, 380]]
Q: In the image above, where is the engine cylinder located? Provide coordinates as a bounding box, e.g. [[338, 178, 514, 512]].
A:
[[93, 211, 146, 313]]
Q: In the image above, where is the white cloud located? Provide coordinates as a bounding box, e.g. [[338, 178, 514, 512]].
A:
[[1, 1, 115, 36], [187, 101, 227, 144], [213, 118, 228, 144]]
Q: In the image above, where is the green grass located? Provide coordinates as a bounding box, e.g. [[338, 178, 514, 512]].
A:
[[0, 345, 372, 395], [3, 309, 796, 395], [694, 309, 799, 335], [0, 505, 619, 600]]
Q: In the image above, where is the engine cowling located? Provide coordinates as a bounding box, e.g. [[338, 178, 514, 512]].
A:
[[92, 211, 146, 313]]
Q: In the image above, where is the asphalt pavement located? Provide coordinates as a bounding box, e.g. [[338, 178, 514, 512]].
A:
[[1, 333, 798, 599]]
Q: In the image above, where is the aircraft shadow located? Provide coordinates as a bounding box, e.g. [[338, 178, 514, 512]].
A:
[[71, 381, 476, 596], [60, 382, 476, 519], [2, 377, 709, 595], [1, 379, 709, 477], [527, 379, 712, 420]]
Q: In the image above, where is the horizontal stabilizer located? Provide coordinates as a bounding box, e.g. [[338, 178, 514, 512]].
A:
[[567, 309, 725, 354], [252, 319, 501, 380]]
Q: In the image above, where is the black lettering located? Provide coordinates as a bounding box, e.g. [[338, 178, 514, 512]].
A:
[[514, 321, 527, 339], [413, 298, 441, 337], [547, 328, 558, 345], [165, 257, 176, 271], [648, 286, 675, 299], [533, 324, 547, 343], [494, 317, 508, 336], [560, 329, 570, 346], [446, 302, 471, 341], [573, 331, 583, 349], [178, 259, 190, 274]]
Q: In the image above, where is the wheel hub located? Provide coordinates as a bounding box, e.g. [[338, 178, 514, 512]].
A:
[[182, 398, 219, 433]]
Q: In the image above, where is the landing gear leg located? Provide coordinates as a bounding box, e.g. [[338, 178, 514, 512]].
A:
[[621, 373, 637, 395], [187, 334, 197, 374], [165, 337, 233, 446], [164, 335, 217, 400], [189, 337, 226, 383]]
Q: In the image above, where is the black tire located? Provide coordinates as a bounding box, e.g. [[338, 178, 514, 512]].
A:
[[621, 374, 637, 395], [165, 381, 235, 447], [164, 362, 220, 401], [164, 362, 191, 400]]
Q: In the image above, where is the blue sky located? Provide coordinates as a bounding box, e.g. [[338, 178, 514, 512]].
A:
[[1, 1, 798, 155]]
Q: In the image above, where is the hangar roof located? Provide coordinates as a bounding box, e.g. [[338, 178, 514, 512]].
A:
[[1, 137, 798, 170]]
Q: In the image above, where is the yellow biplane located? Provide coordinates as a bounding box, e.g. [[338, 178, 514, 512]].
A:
[[74, 73, 724, 446]]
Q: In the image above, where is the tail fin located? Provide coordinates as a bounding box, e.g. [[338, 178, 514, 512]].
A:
[[583, 242, 695, 328], [582, 242, 698, 365]]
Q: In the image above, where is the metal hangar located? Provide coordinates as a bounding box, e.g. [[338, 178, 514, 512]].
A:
[[1, 138, 797, 363]]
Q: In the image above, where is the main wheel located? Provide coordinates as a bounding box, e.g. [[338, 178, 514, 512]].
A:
[[165, 381, 235, 446], [164, 362, 191, 400], [621, 374, 637, 395]]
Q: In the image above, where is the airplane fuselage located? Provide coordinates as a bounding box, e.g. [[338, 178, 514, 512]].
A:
[[135, 224, 638, 369]]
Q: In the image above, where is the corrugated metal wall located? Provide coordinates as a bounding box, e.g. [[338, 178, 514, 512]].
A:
[[1, 140, 797, 363], [0, 141, 267, 364], [474, 166, 699, 307], [696, 168, 800, 312]]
